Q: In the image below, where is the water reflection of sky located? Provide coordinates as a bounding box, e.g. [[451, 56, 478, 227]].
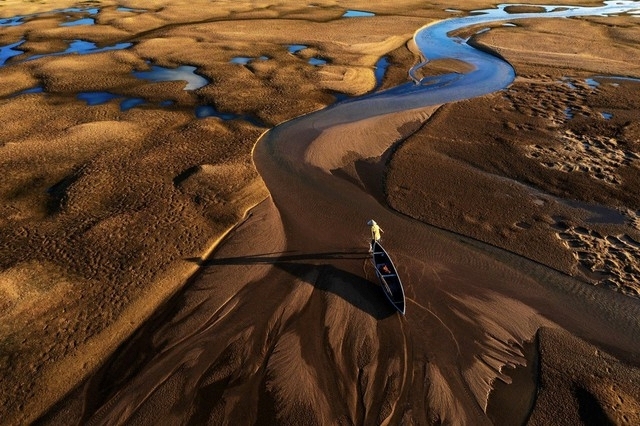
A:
[[77, 91, 119, 105], [308, 57, 326, 66], [77, 91, 146, 111], [116, 7, 146, 13], [230, 56, 269, 64], [288, 45, 307, 54], [0, 6, 126, 28], [374, 56, 389, 89], [0, 40, 25, 65], [26, 40, 133, 61], [61, 17, 95, 27], [133, 65, 209, 90], [342, 10, 375, 18], [230, 57, 252, 65], [0, 16, 24, 27]]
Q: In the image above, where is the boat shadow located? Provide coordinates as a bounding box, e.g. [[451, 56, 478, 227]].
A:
[[186, 250, 397, 320]]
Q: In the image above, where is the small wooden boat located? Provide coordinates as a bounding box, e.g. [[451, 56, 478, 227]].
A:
[[371, 240, 406, 314]]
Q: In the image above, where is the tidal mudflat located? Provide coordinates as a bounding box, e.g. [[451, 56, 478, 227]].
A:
[[1, 1, 639, 425]]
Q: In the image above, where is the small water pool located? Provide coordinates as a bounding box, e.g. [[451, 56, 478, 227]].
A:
[[288, 45, 307, 54], [133, 65, 209, 90], [342, 10, 375, 18], [0, 40, 25, 65], [308, 57, 327, 66], [77, 91, 146, 111], [374, 56, 390, 88], [27, 40, 132, 61], [77, 91, 120, 106], [116, 7, 146, 13], [60, 17, 95, 27], [0, 16, 24, 27]]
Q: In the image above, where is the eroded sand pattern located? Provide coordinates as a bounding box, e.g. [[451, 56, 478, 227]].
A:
[[1, 1, 640, 425], [527, 130, 639, 185], [555, 221, 640, 297]]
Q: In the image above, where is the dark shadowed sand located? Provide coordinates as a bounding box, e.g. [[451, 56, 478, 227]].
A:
[[1, 0, 639, 425]]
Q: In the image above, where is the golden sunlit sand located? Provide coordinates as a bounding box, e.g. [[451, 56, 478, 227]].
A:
[[0, 0, 639, 424]]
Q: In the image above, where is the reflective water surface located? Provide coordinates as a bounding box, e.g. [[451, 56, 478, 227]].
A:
[[133, 65, 209, 90], [342, 10, 375, 18]]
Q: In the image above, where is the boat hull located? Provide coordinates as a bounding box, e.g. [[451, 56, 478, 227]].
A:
[[371, 240, 406, 314]]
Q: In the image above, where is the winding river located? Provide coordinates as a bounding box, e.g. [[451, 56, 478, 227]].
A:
[[39, 2, 640, 425]]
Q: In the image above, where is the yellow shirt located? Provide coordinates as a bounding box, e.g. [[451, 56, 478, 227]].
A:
[[371, 223, 383, 241]]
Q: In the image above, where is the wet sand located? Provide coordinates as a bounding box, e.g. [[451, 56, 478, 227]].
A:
[[1, 0, 640, 425]]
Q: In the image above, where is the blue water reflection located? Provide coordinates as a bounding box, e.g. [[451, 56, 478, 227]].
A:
[[11, 86, 44, 97], [28, 40, 132, 61], [0, 6, 120, 28], [116, 7, 145, 12], [120, 97, 146, 111], [77, 92, 146, 111], [585, 78, 600, 88], [374, 56, 389, 89], [308, 57, 326, 66], [0, 16, 24, 27], [342, 10, 375, 18], [0, 40, 25, 65], [77, 91, 119, 105], [230, 56, 269, 64], [133, 65, 209, 90], [288, 45, 307, 54], [60, 7, 99, 14], [230, 57, 252, 65], [61, 17, 95, 27]]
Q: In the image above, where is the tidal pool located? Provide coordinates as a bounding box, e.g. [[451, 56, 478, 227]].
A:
[[308, 57, 327, 66], [133, 65, 209, 90]]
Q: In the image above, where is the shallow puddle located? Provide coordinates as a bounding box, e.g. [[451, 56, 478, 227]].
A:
[[374, 56, 390, 89], [287, 44, 307, 54], [0, 40, 25, 65], [27, 40, 132, 61], [230, 57, 252, 65], [60, 17, 95, 27], [0, 16, 24, 27], [342, 10, 375, 18], [133, 65, 209, 90], [77, 91, 120, 106]]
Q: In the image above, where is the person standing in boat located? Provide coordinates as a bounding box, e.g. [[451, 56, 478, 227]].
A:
[[368, 219, 383, 242]]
